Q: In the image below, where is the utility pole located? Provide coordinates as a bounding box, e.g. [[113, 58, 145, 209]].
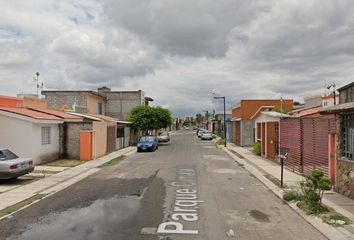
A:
[[213, 96, 227, 147]]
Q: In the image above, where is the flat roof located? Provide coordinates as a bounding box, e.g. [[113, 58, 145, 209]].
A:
[[67, 112, 122, 123], [85, 113, 120, 122], [41, 90, 106, 99], [320, 102, 354, 114], [338, 82, 354, 91], [0, 95, 21, 100]]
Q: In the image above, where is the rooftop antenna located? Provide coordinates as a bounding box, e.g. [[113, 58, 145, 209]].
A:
[[33, 72, 43, 98], [327, 83, 336, 105]]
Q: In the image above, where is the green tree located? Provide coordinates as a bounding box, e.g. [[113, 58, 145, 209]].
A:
[[154, 106, 173, 129], [128, 105, 172, 134], [196, 113, 203, 125]]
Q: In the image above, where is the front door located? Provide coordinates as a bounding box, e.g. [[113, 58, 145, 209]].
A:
[[235, 121, 241, 146]]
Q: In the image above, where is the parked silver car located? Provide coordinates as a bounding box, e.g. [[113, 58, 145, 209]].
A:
[[0, 149, 34, 179], [201, 131, 213, 140], [157, 132, 170, 142]]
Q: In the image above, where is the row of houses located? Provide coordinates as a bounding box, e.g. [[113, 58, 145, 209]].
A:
[[0, 87, 153, 165], [220, 83, 354, 200]]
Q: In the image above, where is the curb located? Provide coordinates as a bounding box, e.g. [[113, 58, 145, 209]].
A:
[[223, 147, 354, 240]]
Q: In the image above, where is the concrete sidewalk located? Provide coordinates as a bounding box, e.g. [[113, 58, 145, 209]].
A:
[[225, 143, 354, 239], [0, 147, 136, 213]]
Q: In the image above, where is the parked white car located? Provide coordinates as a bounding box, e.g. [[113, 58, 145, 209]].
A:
[[197, 129, 206, 138], [0, 149, 34, 180], [201, 131, 213, 140]]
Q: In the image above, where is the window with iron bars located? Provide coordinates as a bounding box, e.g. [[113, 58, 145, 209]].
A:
[[343, 114, 354, 160]]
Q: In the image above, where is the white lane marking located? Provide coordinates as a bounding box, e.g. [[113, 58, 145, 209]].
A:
[[157, 168, 204, 235]]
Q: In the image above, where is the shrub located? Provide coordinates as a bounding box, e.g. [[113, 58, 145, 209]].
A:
[[216, 138, 226, 145], [253, 142, 261, 155], [300, 169, 331, 205], [322, 212, 351, 226], [283, 190, 300, 202], [282, 169, 349, 226], [297, 200, 330, 215]]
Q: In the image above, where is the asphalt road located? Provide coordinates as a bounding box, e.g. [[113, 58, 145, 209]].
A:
[[0, 131, 326, 240]]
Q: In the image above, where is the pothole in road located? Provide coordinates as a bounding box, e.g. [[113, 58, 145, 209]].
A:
[[9, 196, 141, 240], [248, 210, 270, 223]]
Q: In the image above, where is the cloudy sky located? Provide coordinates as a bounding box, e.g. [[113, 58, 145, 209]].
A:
[[1, 0, 354, 116]]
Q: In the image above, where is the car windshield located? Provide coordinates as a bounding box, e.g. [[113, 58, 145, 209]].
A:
[[0, 149, 19, 161], [140, 136, 155, 142]]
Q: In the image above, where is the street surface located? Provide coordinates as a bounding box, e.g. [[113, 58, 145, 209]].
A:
[[0, 131, 326, 240]]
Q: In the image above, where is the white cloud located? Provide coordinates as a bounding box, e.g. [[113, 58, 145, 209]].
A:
[[1, 0, 354, 116]]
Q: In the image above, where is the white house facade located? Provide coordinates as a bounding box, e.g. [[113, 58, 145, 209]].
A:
[[0, 109, 62, 164]]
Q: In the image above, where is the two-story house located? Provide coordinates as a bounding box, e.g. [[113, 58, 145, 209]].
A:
[[41, 90, 106, 114]]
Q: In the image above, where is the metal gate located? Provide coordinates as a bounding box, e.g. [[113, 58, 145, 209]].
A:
[[280, 118, 303, 173], [302, 118, 336, 176], [280, 116, 336, 176]]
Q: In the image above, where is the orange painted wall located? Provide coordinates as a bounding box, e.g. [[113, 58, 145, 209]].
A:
[[231, 99, 293, 120], [231, 107, 241, 119], [0, 96, 22, 107], [87, 94, 105, 114], [80, 131, 94, 161], [22, 97, 48, 108], [0, 96, 48, 108]]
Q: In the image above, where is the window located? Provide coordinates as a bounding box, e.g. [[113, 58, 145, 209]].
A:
[[41, 127, 51, 145], [343, 114, 354, 160], [0, 149, 18, 161], [117, 127, 125, 138], [98, 102, 103, 114]]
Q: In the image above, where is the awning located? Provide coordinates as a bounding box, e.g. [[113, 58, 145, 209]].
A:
[[231, 117, 241, 121]]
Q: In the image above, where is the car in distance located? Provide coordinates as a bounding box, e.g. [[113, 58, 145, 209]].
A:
[[201, 131, 213, 140], [137, 136, 159, 152], [197, 129, 206, 138], [0, 149, 34, 180], [157, 131, 170, 142], [184, 126, 189, 130]]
